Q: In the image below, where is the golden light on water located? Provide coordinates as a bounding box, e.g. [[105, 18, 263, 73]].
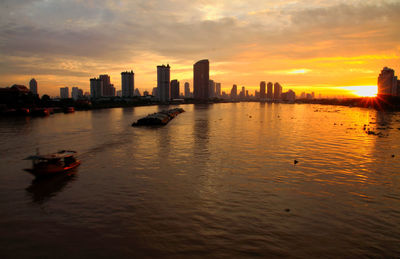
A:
[[344, 85, 378, 97]]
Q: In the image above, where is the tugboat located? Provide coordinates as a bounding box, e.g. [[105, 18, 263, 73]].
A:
[[24, 150, 81, 178]]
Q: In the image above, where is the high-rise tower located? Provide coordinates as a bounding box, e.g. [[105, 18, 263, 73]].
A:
[[378, 67, 398, 96], [170, 79, 180, 99], [260, 81, 266, 99], [29, 78, 38, 95], [157, 65, 170, 102], [193, 59, 209, 101], [267, 82, 273, 100], [121, 71, 134, 97]]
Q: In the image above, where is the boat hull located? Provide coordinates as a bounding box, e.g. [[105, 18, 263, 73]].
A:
[[25, 160, 81, 178]]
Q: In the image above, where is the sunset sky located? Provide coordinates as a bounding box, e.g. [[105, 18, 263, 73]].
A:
[[0, 0, 399, 97]]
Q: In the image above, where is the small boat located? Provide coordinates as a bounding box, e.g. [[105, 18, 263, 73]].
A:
[[24, 150, 81, 178], [31, 108, 50, 117], [64, 107, 75, 113]]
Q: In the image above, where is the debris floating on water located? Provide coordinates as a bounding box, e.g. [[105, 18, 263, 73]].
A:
[[294, 160, 298, 165]]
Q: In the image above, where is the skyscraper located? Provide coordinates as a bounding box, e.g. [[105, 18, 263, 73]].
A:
[[184, 82, 190, 98], [99, 74, 115, 97], [157, 64, 170, 102], [90, 78, 103, 99], [60, 87, 69, 99], [240, 86, 245, 99], [121, 71, 134, 97], [273, 82, 282, 100], [230, 84, 237, 99], [208, 80, 215, 98], [170, 79, 180, 99], [267, 82, 273, 100], [29, 78, 37, 95], [260, 81, 266, 99], [152, 87, 158, 97], [215, 83, 221, 97], [193, 59, 209, 101], [71, 87, 83, 100], [378, 67, 398, 96]]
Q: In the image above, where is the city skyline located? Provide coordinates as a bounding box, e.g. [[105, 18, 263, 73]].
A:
[[0, 1, 398, 97]]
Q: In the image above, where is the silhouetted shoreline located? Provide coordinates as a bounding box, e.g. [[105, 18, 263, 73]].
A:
[[1, 95, 400, 117]]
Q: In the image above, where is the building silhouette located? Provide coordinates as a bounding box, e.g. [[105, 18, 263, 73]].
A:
[[71, 87, 83, 100], [230, 84, 237, 99], [152, 87, 158, 97], [267, 82, 273, 100], [215, 82, 221, 97], [193, 59, 209, 101], [239, 86, 245, 99], [29, 78, 37, 95], [170, 79, 180, 99], [273, 82, 282, 100], [281, 89, 296, 102], [90, 78, 103, 99], [157, 64, 170, 102], [378, 67, 399, 96], [121, 71, 135, 98], [184, 82, 190, 98], [208, 80, 215, 98], [99, 74, 116, 97], [60, 87, 69, 99], [260, 81, 266, 100]]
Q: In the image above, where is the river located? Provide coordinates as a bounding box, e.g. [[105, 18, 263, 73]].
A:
[[0, 103, 399, 257]]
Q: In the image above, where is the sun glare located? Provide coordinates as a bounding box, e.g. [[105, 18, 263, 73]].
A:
[[344, 85, 378, 97]]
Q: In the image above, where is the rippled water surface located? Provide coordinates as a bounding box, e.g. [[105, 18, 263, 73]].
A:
[[0, 103, 400, 258]]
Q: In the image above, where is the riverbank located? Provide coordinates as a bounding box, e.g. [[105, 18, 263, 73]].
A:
[[2, 95, 400, 117]]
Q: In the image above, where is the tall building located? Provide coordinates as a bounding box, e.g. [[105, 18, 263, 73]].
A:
[[71, 87, 83, 100], [193, 59, 209, 101], [378, 67, 398, 96], [281, 89, 296, 102], [134, 88, 141, 96], [152, 87, 158, 97], [260, 81, 266, 100], [215, 82, 221, 97], [157, 64, 170, 102], [230, 84, 237, 99], [267, 82, 273, 100], [99, 74, 115, 97], [60, 87, 69, 99], [239, 86, 245, 99], [90, 78, 103, 99], [170, 79, 180, 99], [121, 71, 134, 97], [29, 78, 38, 95], [398, 80, 400, 96], [184, 82, 190, 98], [208, 80, 215, 98], [273, 82, 282, 100]]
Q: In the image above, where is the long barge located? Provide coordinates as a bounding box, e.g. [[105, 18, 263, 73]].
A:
[[132, 108, 185, 126]]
